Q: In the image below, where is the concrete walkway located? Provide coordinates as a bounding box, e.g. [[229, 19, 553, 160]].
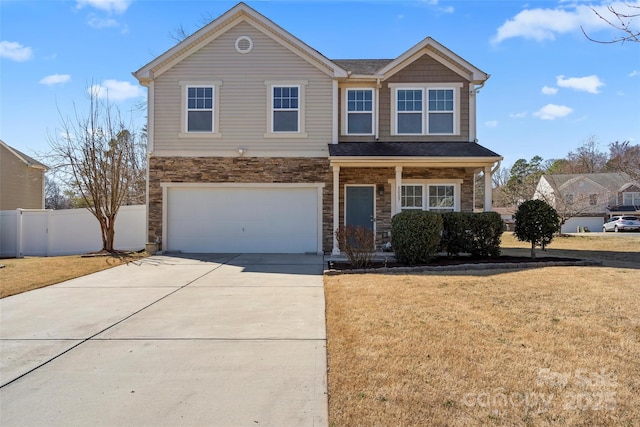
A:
[[0, 254, 327, 427]]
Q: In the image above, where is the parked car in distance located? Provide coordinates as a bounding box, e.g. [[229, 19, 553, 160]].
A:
[[602, 216, 640, 232]]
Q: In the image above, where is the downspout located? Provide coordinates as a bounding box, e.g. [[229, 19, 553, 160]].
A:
[[470, 80, 487, 143], [375, 78, 380, 141]]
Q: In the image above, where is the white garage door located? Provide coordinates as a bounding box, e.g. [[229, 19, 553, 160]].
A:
[[561, 217, 604, 233], [165, 185, 321, 253]]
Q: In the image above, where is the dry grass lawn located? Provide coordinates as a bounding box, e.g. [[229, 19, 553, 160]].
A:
[[326, 234, 640, 426], [0, 252, 148, 298]]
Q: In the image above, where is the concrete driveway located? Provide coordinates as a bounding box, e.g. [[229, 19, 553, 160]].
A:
[[0, 254, 327, 427]]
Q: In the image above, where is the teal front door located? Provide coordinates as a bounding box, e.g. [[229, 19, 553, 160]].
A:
[[346, 186, 374, 231]]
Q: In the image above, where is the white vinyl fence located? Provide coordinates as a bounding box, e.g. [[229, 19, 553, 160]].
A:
[[0, 205, 145, 258]]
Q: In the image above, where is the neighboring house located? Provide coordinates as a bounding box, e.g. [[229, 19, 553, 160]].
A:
[[133, 2, 502, 254], [534, 172, 639, 233], [492, 207, 516, 231], [0, 139, 48, 210]]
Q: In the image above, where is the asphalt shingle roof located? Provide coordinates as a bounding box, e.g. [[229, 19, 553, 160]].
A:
[[332, 59, 393, 75], [328, 141, 501, 158]]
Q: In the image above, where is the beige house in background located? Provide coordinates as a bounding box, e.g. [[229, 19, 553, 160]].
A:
[[0, 139, 48, 210]]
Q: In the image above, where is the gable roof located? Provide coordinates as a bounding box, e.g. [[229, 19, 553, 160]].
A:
[[332, 59, 393, 75], [0, 139, 48, 170], [374, 37, 489, 83], [542, 173, 632, 194], [134, 2, 348, 84]]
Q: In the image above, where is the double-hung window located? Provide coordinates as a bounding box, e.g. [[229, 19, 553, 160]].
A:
[[187, 86, 214, 132], [428, 89, 454, 134], [401, 185, 423, 210], [427, 185, 455, 212], [272, 85, 299, 133], [397, 89, 423, 134], [399, 182, 459, 212], [391, 84, 460, 135], [623, 192, 640, 205], [346, 89, 374, 135]]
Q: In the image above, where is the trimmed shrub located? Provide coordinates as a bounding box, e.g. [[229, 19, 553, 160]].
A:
[[391, 211, 443, 265], [466, 212, 503, 258], [439, 212, 472, 256], [514, 199, 560, 258]]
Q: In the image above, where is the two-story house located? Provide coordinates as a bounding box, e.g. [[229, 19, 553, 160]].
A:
[[134, 2, 502, 254], [534, 172, 640, 233]]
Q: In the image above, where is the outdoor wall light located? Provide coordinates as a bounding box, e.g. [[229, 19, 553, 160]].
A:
[[377, 184, 385, 196], [237, 148, 247, 157]]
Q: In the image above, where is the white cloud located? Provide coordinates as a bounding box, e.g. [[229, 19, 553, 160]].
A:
[[76, 0, 131, 14], [485, 120, 499, 128], [87, 15, 119, 29], [533, 104, 574, 120], [492, 1, 640, 43], [630, 70, 639, 77], [0, 41, 34, 62], [509, 112, 527, 119], [556, 75, 604, 94], [89, 80, 143, 101], [40, 74, 71, 86], [542, 86, 558, 95]]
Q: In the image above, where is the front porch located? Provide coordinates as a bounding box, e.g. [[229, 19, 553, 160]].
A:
[[327, 142, 502, 255]]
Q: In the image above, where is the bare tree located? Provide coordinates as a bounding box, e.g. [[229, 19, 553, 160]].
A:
[[582, 3, 640, 44], [607, 140, 640, 182], [47, 88, 146, 253], [44, 175, 73, 210], [565, 136, 608, 174]]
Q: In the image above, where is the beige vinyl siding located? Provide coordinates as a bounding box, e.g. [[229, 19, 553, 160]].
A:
[[339, 53, 471, 143], [153, 21, 333, 157], [0, 145, 44, 210]]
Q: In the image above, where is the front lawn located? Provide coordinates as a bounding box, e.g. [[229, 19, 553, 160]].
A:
[[325, 235, 640, 426], [0, 252, 148, 298]]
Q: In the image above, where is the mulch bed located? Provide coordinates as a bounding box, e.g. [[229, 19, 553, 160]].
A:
[[327, 255, 584, 272]]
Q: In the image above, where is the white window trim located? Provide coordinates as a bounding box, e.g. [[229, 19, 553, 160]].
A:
[[178, 81, 222, 139], [623, 191, 640, 205], [390, 179, 462, 214], [342, 87, 375, 136], [264, 80, 308, 138], [400, 184, 424, 210], [389, 83, 462, 136]]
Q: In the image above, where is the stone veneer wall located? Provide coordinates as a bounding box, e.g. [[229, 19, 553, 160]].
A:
[[148, 157, 334, 252], [149, 157, 476, 253]]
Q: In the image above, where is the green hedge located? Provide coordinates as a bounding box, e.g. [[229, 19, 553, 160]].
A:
[[391, 211, 443, 265], [466, 212, 503, 258], [392, 212, 503, 263]]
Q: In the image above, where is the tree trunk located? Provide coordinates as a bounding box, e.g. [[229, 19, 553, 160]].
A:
[[530, 242, 536, 258]]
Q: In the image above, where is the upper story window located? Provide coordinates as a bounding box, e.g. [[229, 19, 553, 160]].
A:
[[428, 89, 454, 134], [397, 89, 423, 134], [346, 89, 374, 135], [179, 81, 221, 138], [264, 81, 307, 138], [187, 86, 214, 132], [390, 83, 461, 136], [272, 85, 299, 133], [623, 192, 640, 205]]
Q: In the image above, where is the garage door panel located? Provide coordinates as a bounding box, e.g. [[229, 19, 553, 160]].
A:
[[166, 186, 319, 253]]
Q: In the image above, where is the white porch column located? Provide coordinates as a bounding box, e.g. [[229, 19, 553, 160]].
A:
[[395, 166, 403, 215], [332, 165, 340, 255], [484, 166, 492, 212]]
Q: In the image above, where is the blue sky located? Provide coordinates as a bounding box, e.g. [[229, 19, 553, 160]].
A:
[[1, 0, 639, 169]]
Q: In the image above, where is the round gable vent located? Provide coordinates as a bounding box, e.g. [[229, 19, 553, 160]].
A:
[[235, 36, 253, 54]]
